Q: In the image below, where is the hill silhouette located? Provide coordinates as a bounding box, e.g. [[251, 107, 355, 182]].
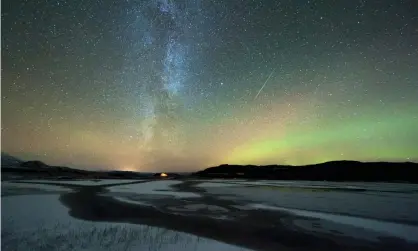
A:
[[2, 152, 417, 183], [1, 154, 152, 180], [1, 152, 22, 167], [194, 161, 418, 183]]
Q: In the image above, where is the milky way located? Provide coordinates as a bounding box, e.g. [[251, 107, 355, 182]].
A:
[[2, 0, 418, 171]]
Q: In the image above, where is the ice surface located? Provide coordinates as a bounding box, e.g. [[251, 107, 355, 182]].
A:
[[112, 196, 154, 207], [22, 179, 142, 186], [1, 194, 251, 251], [250, 204, 418, 242], [214, 180, 418, 192], [202, 183, 418, 224], [2, 181, 73, 193], [108, 180, 200, 198], [196, 182, 244, 188]]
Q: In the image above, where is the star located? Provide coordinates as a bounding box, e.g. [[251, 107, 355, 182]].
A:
[[1, 0, 416, 171]]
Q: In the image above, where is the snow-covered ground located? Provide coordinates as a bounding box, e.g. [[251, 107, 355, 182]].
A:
[[3, 179, 417, 247], [106, 180, 200, 198], [1, 194, 250, 251]]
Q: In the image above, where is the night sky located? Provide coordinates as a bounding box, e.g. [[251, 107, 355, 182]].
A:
[[2, 0, 418, 171]]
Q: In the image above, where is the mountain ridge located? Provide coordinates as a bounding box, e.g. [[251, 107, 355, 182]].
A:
[[194, 161, 418, 182], [2, 152, 417, 182]]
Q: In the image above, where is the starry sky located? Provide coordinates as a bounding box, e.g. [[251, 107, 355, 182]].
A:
[[2, 0, 418, 171]]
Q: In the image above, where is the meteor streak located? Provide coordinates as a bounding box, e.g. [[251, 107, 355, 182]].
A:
[[254, 68, 276, 100]]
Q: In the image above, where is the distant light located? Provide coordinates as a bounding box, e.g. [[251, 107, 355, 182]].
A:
[[160, 173, 168, 177], [121, 165, 135, 171]]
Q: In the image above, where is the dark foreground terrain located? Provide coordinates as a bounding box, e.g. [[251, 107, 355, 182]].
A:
[[2, 179, 418, 251]]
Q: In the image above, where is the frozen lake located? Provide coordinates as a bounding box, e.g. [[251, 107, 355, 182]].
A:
[[196, 180, 418, 224], [2, 179, 418, 251]]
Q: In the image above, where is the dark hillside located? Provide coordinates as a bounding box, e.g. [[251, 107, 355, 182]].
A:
[[194, 161, 418, 183]]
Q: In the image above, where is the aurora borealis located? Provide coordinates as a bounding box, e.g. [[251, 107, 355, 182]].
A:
[[2, 0, 418, 171]]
